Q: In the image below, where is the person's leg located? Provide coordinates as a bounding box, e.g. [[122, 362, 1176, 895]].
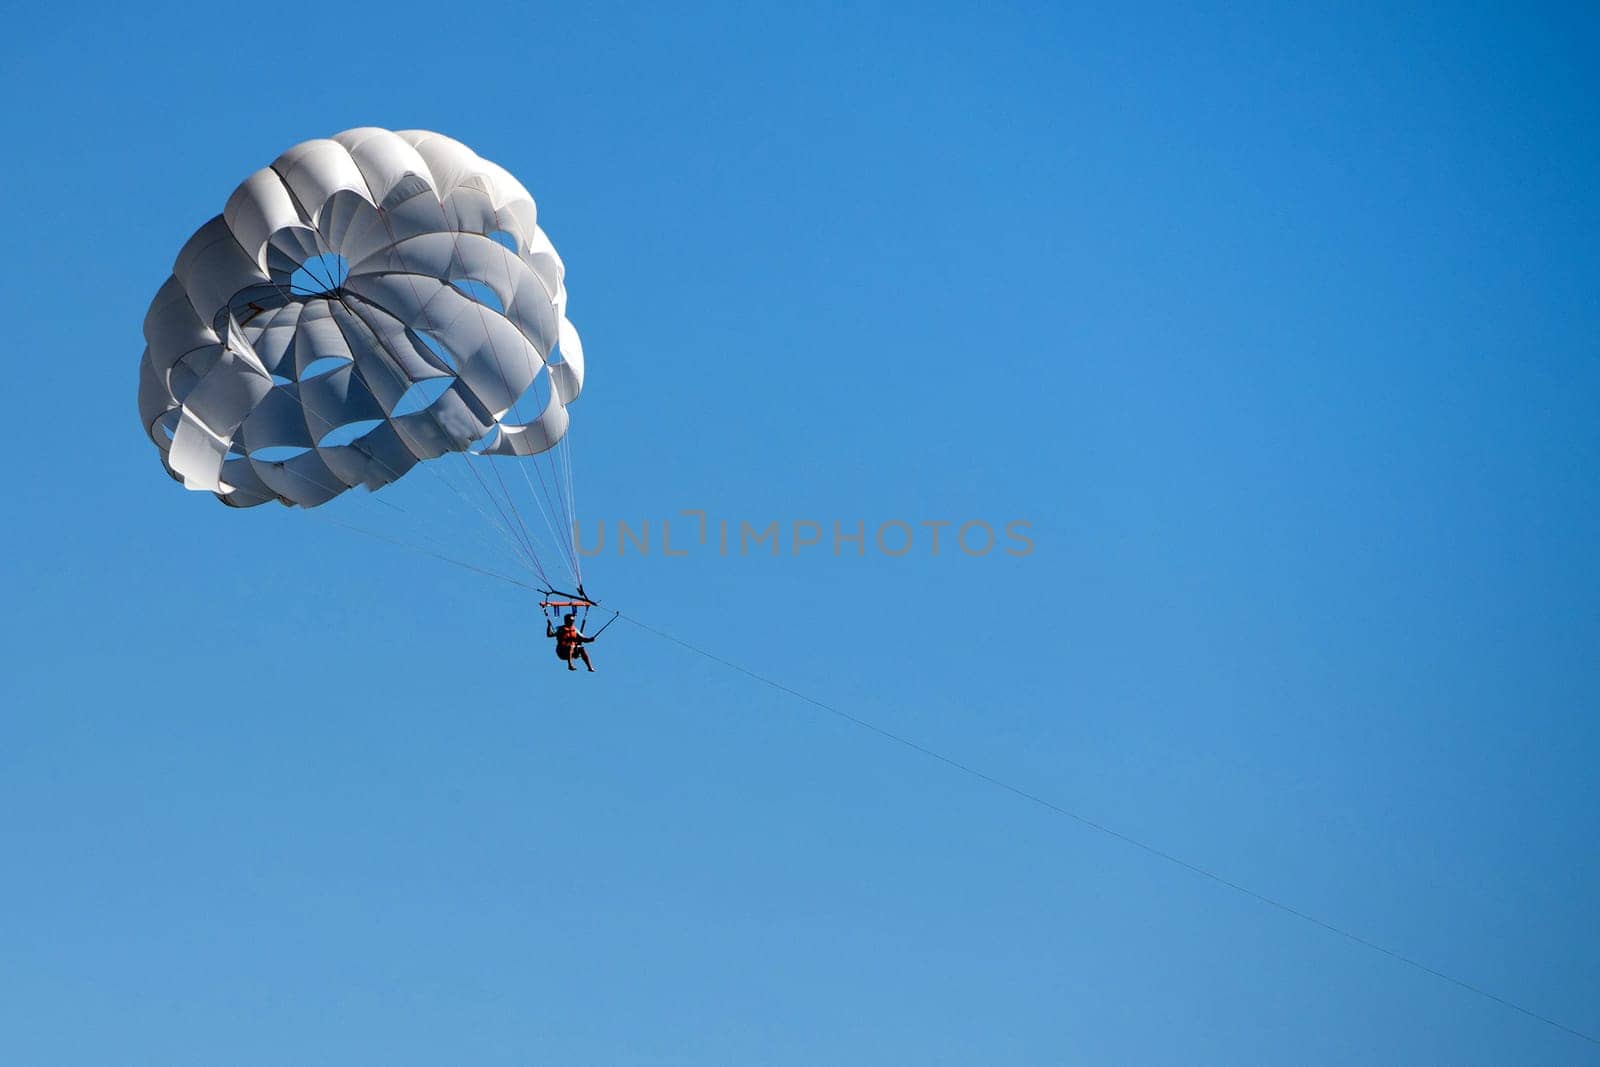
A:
[[565, 649, 577, 670], [578, 647, 594, 672]]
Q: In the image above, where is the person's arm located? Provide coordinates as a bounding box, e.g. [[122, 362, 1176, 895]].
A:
[[546, 620, 556, 638]]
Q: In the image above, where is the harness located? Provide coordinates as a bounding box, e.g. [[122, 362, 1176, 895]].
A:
[[540, 589, 618, 661]]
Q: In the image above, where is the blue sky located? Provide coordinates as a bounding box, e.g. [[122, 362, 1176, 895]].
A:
[[3, 2, 1598, 1063]]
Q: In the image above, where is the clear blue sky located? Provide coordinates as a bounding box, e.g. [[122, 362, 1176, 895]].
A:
[[3, 2, 1597, 1063]]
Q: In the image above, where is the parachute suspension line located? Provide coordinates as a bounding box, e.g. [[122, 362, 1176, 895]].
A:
[[478, 410, 569, 581], [328, 301, 511, 569], [485, 456, 546, 573], [570, 462, 581, 585], [420, 445, 546, 583], [399, 455, 547, 584], [512, 360, 579, 579], [363, 495, 520, 581], [493, 375, 577, 583], [334, 295, 547, 585], [420, 451, 545, 577], [485, 199, 581, 587], [242, 174, 578, 595], [343, 321, 542, 581], [518, 417, 577, 575], [519, 442, 580, 583], [433, 449, 552, 580], [245, 266, 543, 586], [356, 196, 559, 585], [303, 214, 526, 575], [243, 437, 534, 588], [429, 196, 565, 585], [317, 514, 541, 591], [442, 442, 547, 583], [327, 294, 547, 583], [548, 244, 582, 586], [616, 611, 1600, 1052], [480, 387, 574, 583], [555, 416, 581, 586], [473, 428, 563, 579], [227, 379, 528, 583], [447, 199, 578, 588], [279, 439, 557, 597]]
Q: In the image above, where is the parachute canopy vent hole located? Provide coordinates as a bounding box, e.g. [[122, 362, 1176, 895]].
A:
[[452, 278, 505, 313], [414, 330, 458, 371], [290, 253, 349, 297], [251, 445, 311, 463], [508, 365, 553, 417], [392, 377, 456, 417], [299, 355, 352, 380], [318, 419, 385, 449]]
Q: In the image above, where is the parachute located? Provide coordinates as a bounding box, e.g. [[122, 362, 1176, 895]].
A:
[[136, 127, 588, 592]]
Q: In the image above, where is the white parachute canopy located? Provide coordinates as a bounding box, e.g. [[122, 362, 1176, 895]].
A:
[[135, 126, 592, 592], [137, 127, 586, 511]]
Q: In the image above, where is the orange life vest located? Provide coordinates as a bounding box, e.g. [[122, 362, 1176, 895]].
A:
[[556, 624, 581, 654]]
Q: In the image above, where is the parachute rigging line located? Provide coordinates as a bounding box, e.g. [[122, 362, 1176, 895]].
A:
[[282, 502, 1597, 1051], [213, 238, 529, 578], [319, 515, 541, 590], [615, 611, 1600, 1052], [433, 189, 580, 588], [336, 187, 567, 589], [320, 296, 553, 585], [367, 192, 555, 581], [485, 197, 580, 588]]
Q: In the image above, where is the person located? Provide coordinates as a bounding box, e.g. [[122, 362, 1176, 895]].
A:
[[548, 612, 596, 672]]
